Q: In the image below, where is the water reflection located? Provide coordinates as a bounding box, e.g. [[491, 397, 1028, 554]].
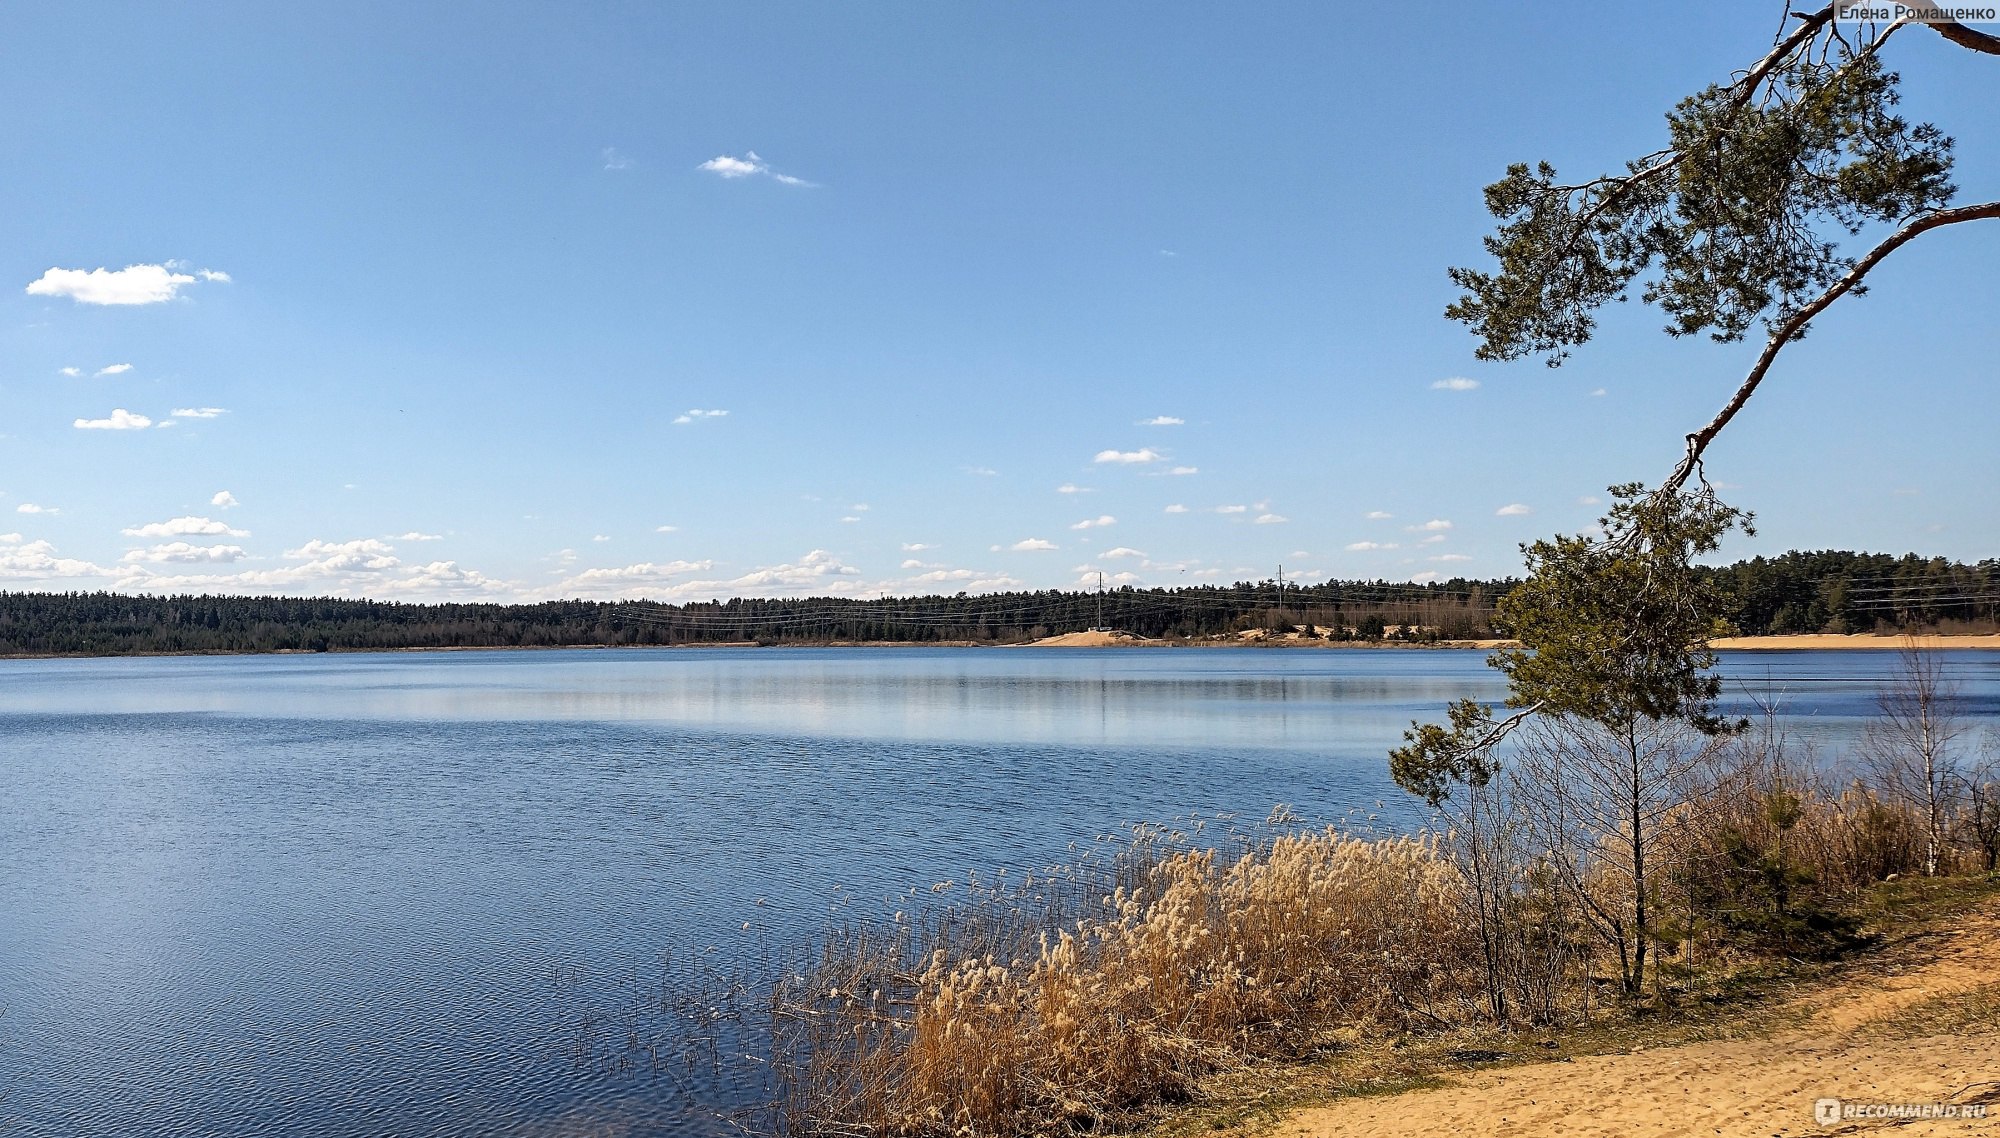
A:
[[0, 646, 1994, 1137]]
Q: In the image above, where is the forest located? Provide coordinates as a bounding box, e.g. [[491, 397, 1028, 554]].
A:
[[0, 549, 1992, 657]]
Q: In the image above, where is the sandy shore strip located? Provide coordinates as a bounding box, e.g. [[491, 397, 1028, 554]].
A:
[[1710, 633, 2000, 650], [1280, 901, 2000, 1138]]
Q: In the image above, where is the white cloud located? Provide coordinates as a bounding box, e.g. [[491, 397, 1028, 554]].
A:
[[1432, 553, 1474, 563], [74, 408, 153, 430], [1408, 518, 1454, 532], [25, 263, 213, 306], [122, 515, 248, 538], [1419, 534, 1448, 545], [592, 534, 611, 542], [211, 490, 240, 509], [1578, 495, 1602, 506], [1215, 505, 1247, 514], [170, 407, 227, 419], [1496, 503, 1533, 516], [1093, 447, 1162, 464], [399, 531, 443, 541], [95, 363, 133, 376], [1253, 513, 1288, 525], [1345, 540, 1398, 551], [900, 542, 935, 552], [1010, 538, 1058, 551], [1410, 571, 1442, 584], [120, 542, 247, 564], [672, 408, 728, 425], [57, 366, 81, 378], [698, 151, 817, 187], [1069, 515, 1116, 530], [197, 269, 231, 283], [656, 525, 679, 533], [1163, 466, 1199, 476], [1365, 510, 1393, 520], [0, 538, 106, 581], [899, 558, 936, 570], [1056, 483, 1091, 494], [1164, 504, 1189, 514], [1431, 377, 1480, 392], [1101, 547, 1146, 560], [964, 466, 998, 476], [602, 146, 634, 170], [840, 516, 861, 523], [16, 503, 58, 516], [1139, 415, 1184, 426], [548, 549, 857, 602], [1589, 388, 1607, 397], [904, 567, 1024, 591]]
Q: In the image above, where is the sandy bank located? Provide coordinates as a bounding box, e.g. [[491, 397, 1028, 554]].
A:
[[1711, 633, 2000, 650], [1282, 900, 2000, 1138]]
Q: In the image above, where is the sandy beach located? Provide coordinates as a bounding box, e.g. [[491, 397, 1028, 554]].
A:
[[1281, 900, 2000, 1138]]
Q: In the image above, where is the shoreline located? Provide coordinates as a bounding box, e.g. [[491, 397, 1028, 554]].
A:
[[4, 631, 1999, 663]]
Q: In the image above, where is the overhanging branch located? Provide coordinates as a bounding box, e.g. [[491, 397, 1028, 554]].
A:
[[1662, 199, 2000, 495]]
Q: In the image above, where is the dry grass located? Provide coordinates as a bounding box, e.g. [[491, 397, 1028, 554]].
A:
[[771, 831, 1479, 1138]]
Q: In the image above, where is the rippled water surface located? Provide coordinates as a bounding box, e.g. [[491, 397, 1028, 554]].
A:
[[2, 646, 1996, 1137]]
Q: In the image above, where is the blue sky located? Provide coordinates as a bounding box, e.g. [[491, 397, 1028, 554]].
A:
[[3, 2, 1995, 602]]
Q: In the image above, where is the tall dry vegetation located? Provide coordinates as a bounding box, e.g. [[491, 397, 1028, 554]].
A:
[[772, 831, 1477, 1137]]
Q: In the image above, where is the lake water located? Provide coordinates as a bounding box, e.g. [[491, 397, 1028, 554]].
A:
[[2, 646, 1996, 1137]]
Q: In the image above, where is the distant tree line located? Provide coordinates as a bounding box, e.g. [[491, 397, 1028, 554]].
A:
[[0, 550, 1991, 657]]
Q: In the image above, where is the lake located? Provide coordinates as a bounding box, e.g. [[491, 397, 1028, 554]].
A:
[[2, 646, 1996, 1137]]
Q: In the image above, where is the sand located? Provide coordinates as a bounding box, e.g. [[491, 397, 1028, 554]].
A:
[[1710, 633, 2000, 650], [1028, 629, 1163, 647], [1281, 905, 2000, 1138]]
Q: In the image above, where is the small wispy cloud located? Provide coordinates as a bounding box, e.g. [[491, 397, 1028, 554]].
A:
[[1215, 505, 1247, 515], [1162, 466, 1199, 476], [901, 542, 935, 552], [1101, 547, 1145, 560], [1057, 483, 1091, 494], [95, 363, 132, 377], [74, 408, 153, 430], [602, 147, 634, 171], [1431, 377, 1480, 392], [121, 542, 247, 565], [1069, 515, 1116, 530], [400, 531, 443, 541], [26, 263, 223, 306], [1589, 388, 1607, 397], [1496, 503, 1533, 516], [673, 408, 728, 425], [211, 490, 240, 509], [1093, 447, 1163, 465], [592, 534, 612, 542], [1408, 518, 1453, 532], [1345, 540, 1396, 551], [1253, 513, 1288, 525], [1365, 510, 1392, 520], [1578, 495, 1602, 506], [1139, 415, 1184, 426], [1164, 504, 1189, 514], [57, 366, 81, 378], [657, 525, 680, 533], [1010, 538, 1057, 551], [698, 151, 817, 187], [17, 503, 58, 516], [123, 516, 248, 538], [171, 407, 228, 419], [965, 466, 998, 476], [1432, 554, 1474, 563]]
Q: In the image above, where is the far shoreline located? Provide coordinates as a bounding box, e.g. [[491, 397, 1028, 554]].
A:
[[3, 630, 2000, 663]]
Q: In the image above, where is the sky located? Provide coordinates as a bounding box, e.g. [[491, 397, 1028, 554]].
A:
[[2, 2, 1995, 603]]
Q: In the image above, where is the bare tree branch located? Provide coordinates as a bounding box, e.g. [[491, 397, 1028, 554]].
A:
[[1662, 198, 2000, 495], [1933, 20, 2000, 55]]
